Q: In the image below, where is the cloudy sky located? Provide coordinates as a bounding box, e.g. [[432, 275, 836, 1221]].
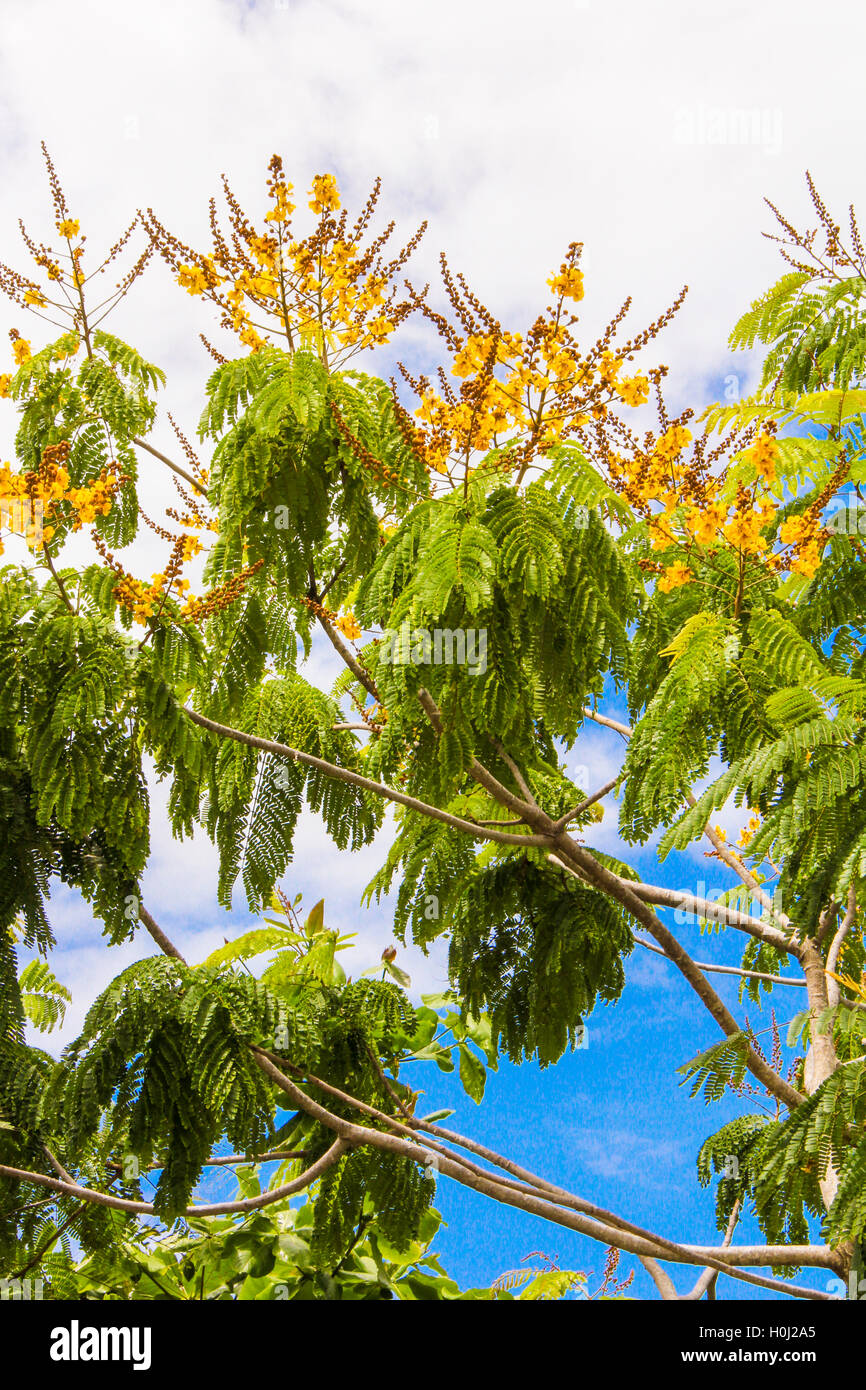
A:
[[1, 0, 861, 1298]]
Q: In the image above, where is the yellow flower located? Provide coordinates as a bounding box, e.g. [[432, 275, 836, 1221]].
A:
[[615, 375, 650, 407], [597, 351, 621, 385], [239, 324, 264, 351], [12, 339, 31, 365], [685, 503, 725, 547], [655, 424, 692, 460], [335, 611, 362, 640], [790, 544, 822, 578], [737, 810, 761, 849], [745, 432, 778, 485], [57, 219, 80, 238], [658, 561, 693, 593], [308, 174, 340, 214], [547, 266, 585, 302], [724, 511, 766, 554], [177, 264, 209, 296], [779, 514, 809, 546], [265, 184, 295, 223], [365, 315, 395, 346], [251, 274, 279, 297], [182, 535, 203, 560], [0, 374, 10, 397], [24, 289, 47, 307], [649, 517, 673, 550]]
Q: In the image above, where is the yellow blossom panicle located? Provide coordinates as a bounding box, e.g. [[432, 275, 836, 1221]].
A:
[[604, 410, 835, 596], [615, 374, 650, 407], [144, 155, 427, 368], [397, 244, 686, 487], [0, 144, 153, 335], [0, 441, 120, 553], [745, 431, 778, 485], [547, 263, 585, 302]]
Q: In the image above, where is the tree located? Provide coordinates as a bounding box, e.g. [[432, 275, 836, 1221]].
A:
[[0, 151, 863, 1301]]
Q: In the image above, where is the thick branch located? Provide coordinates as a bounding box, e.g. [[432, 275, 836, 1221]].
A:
[[184, 708, 552, 849], [604, 874, 795, 954], [683, 1200, 740, 1301], [639, 1257, 678, 1299], [547, 844, 804, 1110], [139, 904, 187, 964], [250, 1050, 837, 1290]]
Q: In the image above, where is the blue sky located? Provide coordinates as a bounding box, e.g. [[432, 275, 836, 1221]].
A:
[[2, 0, 863, 1300]]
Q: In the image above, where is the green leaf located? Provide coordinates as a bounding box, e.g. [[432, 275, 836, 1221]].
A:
[[458, 1041, 487, 1102]]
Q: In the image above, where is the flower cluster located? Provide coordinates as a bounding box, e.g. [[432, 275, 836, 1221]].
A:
[[396, 245, 682, 484], [0, 441, 119, 554], [0, 145, 152, 331], [778, 511, 826, 577], [334, 611, 362, 640], [113, 572, 177, 625], [144, 156, 427, 366], [300, 594, 362, 642], [176, 559, 265, 625], [737, 809, 762, 850], [607, 425, 834, 593], [108, 525, 205, 625]]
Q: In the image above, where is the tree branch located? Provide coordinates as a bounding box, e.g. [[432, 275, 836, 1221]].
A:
[[546, 844, 804, 1110], [249, 1049, 837, 1292], [826, 885, 857, 1007], [133, 436, 206, 495], [632, 934, 805, 989], [683, 1200, 740, 1301], [553, 778, 619, 831], [0, 1142, 346, 1219], [139, 903, 187, 964], [582, 707, 632, 739], [598, 872, 794, 953], [184, 707, 552, 849]]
